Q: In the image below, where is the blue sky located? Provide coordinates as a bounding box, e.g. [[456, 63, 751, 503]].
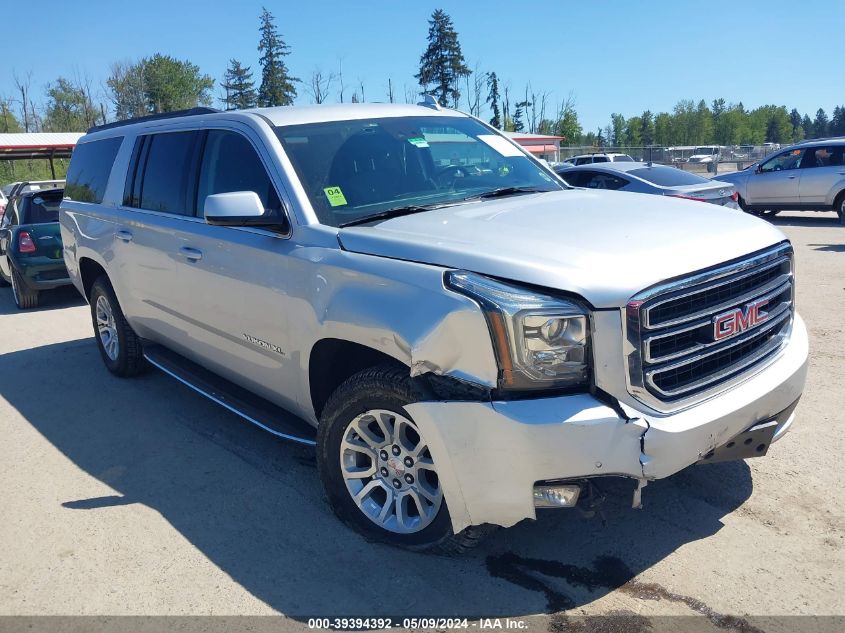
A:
[[1, 0, 843, 131]]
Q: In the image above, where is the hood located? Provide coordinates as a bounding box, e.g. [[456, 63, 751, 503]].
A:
[[337, 190, 787, 308]]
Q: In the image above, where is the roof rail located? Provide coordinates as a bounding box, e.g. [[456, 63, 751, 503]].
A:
[[795, 135, 845, 145], [417, 94, 442, 111], [87, 107, 220, 134]]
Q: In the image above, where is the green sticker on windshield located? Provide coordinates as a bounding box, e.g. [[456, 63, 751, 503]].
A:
[[408, 136, 429, 148], [323, 186, 348, 207]]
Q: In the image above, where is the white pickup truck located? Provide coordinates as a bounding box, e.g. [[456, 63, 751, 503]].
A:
[[59, 102, 808, 552]]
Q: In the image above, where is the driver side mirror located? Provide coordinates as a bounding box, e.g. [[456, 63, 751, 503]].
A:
[[204, 191, 288, 231], [754, 164, 763, 174]]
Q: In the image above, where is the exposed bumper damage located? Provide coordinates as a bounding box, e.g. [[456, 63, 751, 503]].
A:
[[406, 314, 808, 534]]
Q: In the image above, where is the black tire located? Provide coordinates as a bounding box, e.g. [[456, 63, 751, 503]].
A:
[[317, 363, 491, 554], [835, 192, 845, 225], [89, 276, 147, 377], [11, 266, 39, 309], [0, 269, 9, 287]]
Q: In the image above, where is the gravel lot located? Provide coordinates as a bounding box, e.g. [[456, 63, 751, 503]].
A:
[[0, 211, 842, 632]]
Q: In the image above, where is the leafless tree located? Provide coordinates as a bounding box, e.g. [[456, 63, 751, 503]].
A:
[[13, 72, 38, 132], [387, 78, 394, 103], [337, 58, 345, 103], [463, 61, 484, 117], [308, 67, 336, 104], [357, 78, 366, 103], [403, 84, 416, 104]]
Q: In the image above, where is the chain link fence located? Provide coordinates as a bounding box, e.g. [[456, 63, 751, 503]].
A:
[[554, 144, 784, 175]]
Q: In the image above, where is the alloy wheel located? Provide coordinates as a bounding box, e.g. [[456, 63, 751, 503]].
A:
[[95, 294, 120, 361], [340, 409, 442, 534]]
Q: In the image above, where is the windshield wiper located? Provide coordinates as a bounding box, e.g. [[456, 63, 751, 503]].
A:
[[339, 204, 443, 228], [465, 186, 553, 201]]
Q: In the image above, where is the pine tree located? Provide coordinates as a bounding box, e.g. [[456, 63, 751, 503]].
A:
[[512, 101, 527, 132], [257, 8, 298, 107], [831, 105, 845, 137], [415, 9, 470, 107], [221, 59, 257, 110], [486, 72, 501, 129], [813, 108, 829, 139], [802, 114, 814, 139]]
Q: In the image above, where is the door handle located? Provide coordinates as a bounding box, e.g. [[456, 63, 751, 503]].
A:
[[179, 246, 203, 262], [115, 229, 133, 243], [787, 175, 796, 179]]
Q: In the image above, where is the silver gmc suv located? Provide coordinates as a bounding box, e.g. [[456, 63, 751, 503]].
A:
[[60, 102, 808, 552]]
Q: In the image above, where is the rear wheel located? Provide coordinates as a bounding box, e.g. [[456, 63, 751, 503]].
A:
[[10, 266, 39, 309], [836, 192, 845, 225], [89, 276, 147, 377], [317, 364, 489, 554]]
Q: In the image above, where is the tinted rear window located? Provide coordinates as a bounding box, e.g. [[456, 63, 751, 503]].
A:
[[25, 193, 63, 223], [65, 137, 123, 203], [629, 166, 709, 187]]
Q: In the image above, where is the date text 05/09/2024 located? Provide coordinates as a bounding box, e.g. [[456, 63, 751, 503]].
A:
[[307, 618, 529, 630]]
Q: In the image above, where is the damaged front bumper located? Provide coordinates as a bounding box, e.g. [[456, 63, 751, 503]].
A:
[[405, 314, 808, 533]]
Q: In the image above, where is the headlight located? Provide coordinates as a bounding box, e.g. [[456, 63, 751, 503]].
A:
[[446, 270, 590, 391]]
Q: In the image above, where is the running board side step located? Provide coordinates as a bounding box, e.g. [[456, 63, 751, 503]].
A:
[[143, 345, 317, 446]]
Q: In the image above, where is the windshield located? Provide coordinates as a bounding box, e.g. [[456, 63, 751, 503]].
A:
[[693, 147, 717, 155], [275, 115, 563, 227], [612, 155, 634, 162], [629, 166, 710, 186]]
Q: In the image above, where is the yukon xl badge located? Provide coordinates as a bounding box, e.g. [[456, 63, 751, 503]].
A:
[[712, 299, 769, 341], [243, 333, 284, 355]]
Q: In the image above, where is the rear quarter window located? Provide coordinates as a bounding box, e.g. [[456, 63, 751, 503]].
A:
[[65, 137, 123, 204]]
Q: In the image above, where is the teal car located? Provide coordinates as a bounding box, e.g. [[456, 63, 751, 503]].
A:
[[0, 187, 72, 309]]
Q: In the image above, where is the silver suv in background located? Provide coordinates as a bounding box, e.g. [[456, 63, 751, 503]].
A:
[[60, 103, 807, 552], [559, 152, 636, 166], [716, 139, 845, 222]]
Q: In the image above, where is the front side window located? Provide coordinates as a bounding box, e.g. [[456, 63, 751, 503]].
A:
[[583, 172, 629, 190], [197, 130, 281, 217], [276, 115, 562, 227], [65, 136, 123, 204], [760, 149, 805, 173]]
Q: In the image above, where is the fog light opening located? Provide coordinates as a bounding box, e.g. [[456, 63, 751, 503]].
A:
[[533, 483, 581, 508]]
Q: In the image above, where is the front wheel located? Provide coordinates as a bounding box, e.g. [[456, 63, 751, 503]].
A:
[[89, 276, 147, 377], [836, 193, 845, 225], [317, 364, 488, 553]]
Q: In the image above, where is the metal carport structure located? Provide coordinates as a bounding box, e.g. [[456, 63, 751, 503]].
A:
[[0, 133, 83, 178]]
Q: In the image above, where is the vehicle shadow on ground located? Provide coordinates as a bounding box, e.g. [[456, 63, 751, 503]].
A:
[[0, 339, 754, 619], [769, 213, 841, 228], [0, 285, 84, 315]]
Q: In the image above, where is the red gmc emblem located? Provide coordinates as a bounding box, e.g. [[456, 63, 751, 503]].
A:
[[713, 299, 769, 341]]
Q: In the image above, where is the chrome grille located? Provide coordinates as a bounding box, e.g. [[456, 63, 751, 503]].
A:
[[625, 243, 794, 410]]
